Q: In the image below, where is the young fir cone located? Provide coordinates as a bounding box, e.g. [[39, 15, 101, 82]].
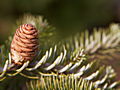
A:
[[10, 24, 39, 65]]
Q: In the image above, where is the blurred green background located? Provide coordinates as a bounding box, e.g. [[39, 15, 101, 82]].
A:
[[0, 0, 120, 44]]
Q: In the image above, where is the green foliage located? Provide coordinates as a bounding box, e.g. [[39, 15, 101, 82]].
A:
[[0, 15, 120, 90], [63, 23, 120, 54], [26, 76, 100, 90]]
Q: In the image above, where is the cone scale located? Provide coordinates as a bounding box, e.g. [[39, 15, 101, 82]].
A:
[[10, 24, 39, 65]]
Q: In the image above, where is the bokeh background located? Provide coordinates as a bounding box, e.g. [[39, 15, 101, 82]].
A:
[[0, 0, 120, 44]]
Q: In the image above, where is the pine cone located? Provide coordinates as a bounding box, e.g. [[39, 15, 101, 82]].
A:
[[10, 24, 39, 65]]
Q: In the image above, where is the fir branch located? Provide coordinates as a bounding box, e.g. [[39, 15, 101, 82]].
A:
[[0, 46, 119, 89], [26, 76, 98, 90], [63, 23, 120, 55], [0, 15, 120, 89]]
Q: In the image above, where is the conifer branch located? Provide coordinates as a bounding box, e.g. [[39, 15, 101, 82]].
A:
[[0, 15, 119, 89]]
